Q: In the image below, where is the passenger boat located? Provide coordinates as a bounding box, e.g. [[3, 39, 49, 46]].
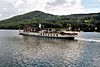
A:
[[19, 24, 79, 40]]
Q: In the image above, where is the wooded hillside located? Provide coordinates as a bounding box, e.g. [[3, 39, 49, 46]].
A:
[[0, 11, 100, 32]]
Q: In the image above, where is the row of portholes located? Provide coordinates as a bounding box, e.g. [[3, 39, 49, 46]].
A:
[[40, 33, 58, 36]]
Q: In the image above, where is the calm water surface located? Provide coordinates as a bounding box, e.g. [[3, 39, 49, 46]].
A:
[[0, 30, 100, 67]]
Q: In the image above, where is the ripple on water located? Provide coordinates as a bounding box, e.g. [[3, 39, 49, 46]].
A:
[[0, 30, 100, 67]]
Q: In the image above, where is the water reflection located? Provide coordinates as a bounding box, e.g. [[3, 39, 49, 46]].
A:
[[0, 30, 100, 67], [11, 36, 82, 67]]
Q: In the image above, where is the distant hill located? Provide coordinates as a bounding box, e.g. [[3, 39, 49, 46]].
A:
[[0, 11, 61, 29], [0, 11, 100, 31], [10, 11, 59, 21], [1, 11, 60, 22]]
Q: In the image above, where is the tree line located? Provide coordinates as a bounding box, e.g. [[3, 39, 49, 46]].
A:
[[0, 11, 100, 32]]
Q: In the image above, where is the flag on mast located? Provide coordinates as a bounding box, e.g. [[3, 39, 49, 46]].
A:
[[39, 24, 41, 28]]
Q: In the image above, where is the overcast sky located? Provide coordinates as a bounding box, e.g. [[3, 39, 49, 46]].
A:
[[0, 0, 100, 20]]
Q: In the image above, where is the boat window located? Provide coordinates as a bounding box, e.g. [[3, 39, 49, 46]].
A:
[[53, 34, 54, 36], [56, 34, 58, 36]]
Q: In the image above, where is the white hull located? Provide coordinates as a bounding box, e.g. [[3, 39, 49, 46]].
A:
[[19, 32, 78, 39]]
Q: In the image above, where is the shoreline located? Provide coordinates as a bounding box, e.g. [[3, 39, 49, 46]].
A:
[[0, 29, 99, 32]]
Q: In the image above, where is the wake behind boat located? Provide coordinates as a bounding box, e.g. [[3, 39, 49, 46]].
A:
[[19, 24, 79, 40]]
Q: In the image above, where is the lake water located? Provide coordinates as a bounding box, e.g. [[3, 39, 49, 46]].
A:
[[0, 30, 100, 67]]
